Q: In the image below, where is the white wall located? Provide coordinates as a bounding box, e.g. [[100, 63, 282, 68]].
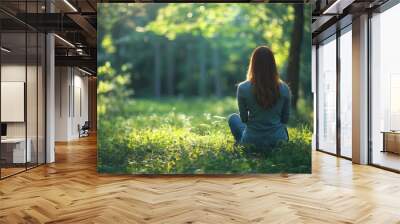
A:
[[46, 33, 55, 163], [1, 63, 46, 164], [1, 65, 39, 138], [1, 65, 26, 139], [72, 72, 89, 138], [55, 66, 70, 141], [55, 67, 89, 141]]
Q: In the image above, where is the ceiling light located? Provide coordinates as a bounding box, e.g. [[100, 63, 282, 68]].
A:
[[76, 48, 86, 55], [63, 0, 78, 12], [78, 67, 93, 76], [1, 47, 11, 53], [322, 0, 354, 15], [54, 34, 75, 48]]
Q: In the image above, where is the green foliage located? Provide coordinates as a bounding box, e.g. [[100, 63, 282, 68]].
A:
[[146, 4, 295, 68], [98, 98, 311, 174], [97, 3, 312, 108], [98, 62, 131, 96]]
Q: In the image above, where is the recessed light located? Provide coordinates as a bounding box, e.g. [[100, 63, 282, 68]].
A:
[[322, 0, 353, 15], [78, 67, 93, 76], [63, 0, 78, 12], [54, 34, 75, 48], [1, 47, 11, 53]]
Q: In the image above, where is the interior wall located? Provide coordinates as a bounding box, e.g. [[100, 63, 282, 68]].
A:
[[55, 66, 89, 141], [46, 32, 56, 163], [72, 71, 89, 138], [88, 77, 97, 132], [1, 62, 45, 168], [55, 66, 70, 141], [0, 64, 37, 138]]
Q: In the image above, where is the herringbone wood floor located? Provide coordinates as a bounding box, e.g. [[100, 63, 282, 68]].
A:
[[1, 135, 400, 224]]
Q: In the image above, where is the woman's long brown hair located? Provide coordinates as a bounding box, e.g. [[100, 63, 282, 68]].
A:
[[246, 46, 281, 109]]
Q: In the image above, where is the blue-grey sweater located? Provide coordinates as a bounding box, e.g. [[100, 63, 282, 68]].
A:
[[237, 80, 291, 146]]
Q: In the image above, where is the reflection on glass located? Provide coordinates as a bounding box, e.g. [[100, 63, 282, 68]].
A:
[[340, 29, 352, 158], [1, 31, 27, 177], [390, 75, 400, 130], [371, 3, 400, 171], [0, 1, 47, 179], [318, 36, 337, 154]]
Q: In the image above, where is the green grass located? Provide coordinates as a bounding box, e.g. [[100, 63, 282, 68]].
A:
[[98, 97, 312, 174]]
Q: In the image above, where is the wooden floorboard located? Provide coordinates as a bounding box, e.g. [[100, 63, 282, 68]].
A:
[[1, 134, 400, 223]]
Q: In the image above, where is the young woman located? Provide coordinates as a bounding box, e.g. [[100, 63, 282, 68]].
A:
[[228, 46, 291, 148]]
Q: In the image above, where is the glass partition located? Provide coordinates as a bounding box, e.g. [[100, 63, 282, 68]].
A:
[[1, 30, 28, 177], [0, 1, 46, 179], [317, 35, 337, 154], [370, 3, 400, 171], [339, 27, 352, 158]]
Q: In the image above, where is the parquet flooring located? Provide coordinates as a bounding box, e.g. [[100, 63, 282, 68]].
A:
[[1, 134, 400, 223], [0, 167, 26, 178]]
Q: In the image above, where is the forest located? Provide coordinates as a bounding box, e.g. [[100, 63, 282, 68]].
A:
[[98, 3, 312, 174]]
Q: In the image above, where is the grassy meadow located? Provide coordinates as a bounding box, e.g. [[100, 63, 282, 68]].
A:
[[98, 98, 312, 174], [98, 4, 312, 174]]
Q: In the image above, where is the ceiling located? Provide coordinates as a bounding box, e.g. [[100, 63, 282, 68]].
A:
[[0, 0, 97, 74], [2, 0, 391, 74], [311, 0, 389, 43]]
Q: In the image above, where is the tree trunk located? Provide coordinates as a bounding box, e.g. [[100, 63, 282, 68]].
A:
[[166, 41, 175, 96], [154, 41, 161, 98], [286, 5, 304, 109], [198, 39, 206, 97], [185, 44, 192, 95], [212, 46, 222, 97]]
